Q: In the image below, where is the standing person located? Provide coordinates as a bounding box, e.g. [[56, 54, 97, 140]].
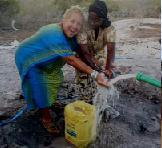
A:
[[75, 0, 116, 102], [15, 6, 109, 135]]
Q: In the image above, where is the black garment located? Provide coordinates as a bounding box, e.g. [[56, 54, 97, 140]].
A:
[[89, 0, 111, 28]]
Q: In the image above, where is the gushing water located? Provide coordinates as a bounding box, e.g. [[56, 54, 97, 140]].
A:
[[109, 74, 136, 86], [93, 85, 119, 131], [93, 74, 136, 132]]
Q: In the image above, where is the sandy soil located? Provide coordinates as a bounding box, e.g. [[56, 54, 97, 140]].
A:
[[0, 18, 161, 148]]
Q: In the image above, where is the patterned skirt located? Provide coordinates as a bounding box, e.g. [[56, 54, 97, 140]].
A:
[[75, 71, 97, 103], [74, 50, 105, 103]]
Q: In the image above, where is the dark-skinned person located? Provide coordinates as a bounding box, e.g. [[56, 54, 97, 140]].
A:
[[74, 0, 116, 102], [15, 6, 109, 135]]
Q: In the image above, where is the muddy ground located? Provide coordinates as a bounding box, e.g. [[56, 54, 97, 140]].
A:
[[0, 18, 161, 148]]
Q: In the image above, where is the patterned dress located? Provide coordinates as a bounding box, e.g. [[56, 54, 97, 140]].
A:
[[75, 25, 116, 102]]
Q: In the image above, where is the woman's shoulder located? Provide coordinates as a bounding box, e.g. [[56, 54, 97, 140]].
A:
[[102, 25, 116, 42], [34, 23, 64, 39], [39, 23, 60, 32], [103, 25, 116, 34]]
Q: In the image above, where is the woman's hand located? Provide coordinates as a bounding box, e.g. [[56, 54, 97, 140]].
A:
[[96, 73, 109, 87], [104, 69, 113, 79]]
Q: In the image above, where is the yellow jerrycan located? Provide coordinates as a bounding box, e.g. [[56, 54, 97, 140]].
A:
[[64, 100, 96, 148]]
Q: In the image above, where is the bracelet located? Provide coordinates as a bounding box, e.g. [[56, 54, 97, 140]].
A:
[[90, 70, 99, 80]]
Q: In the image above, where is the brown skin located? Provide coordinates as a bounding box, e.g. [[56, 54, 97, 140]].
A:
[[88, 12, 102, 30], [63, 55, 109, 87], [104, 42, 115, 78], [75, 44, 101, 71], [78, 11, 115, 78]]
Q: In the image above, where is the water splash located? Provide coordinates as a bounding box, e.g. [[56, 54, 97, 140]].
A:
[[93, 74, 136, 132], [93, 85, 119, 131]]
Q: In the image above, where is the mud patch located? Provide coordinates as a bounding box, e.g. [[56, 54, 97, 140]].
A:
[[131, 28, 160, 38], [0, 79, 160, 148], [0, 29, 36, 45], [90, 79, 160, 148], [130, 23, 160, 38], [140, 23, 160, 28]]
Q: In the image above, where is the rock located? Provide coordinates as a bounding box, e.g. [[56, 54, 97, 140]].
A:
[[156, 114, 161, 120], [147, 120, 160, 132], [103, 106, 120, 122]]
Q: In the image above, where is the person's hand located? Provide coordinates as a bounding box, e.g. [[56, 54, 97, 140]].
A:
[[111, 63, 117, 69], [96, 73, 110, 87], [104, 69, 113, 79]]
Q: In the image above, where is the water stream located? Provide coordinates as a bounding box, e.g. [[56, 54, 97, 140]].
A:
[[93, 74, 136, 132], [109, 74, 136, 86]]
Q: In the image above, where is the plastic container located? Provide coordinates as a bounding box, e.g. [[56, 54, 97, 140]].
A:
[[136, 72, 161, 88], [64, 100, 96, 148]]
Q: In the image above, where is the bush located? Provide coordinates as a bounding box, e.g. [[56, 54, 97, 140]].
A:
[[0, 0, 20, 27], [106, 0, 119, 13], [0, 0, 20, 17]]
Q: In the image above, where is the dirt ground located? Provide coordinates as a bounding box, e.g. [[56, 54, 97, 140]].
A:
[[0, 18, 161, 148]]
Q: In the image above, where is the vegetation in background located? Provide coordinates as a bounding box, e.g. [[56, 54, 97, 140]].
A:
[[0, 0, 20, 27], [0, 0, 19, 17], [0, 0, 160, 29], [106, 0, 160, 20]]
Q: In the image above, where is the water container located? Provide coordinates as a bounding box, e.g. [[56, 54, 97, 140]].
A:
[[136, 72, 161, 88], [64, 100, 96, 148]]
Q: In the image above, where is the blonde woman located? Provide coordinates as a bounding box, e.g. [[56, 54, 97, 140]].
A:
[[15, 6, 109, 135]]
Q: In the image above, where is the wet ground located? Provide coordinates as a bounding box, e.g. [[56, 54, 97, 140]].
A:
[[90, 79, 161, 148], [0, 18, 161, 147], [0, 79, 160, 148]]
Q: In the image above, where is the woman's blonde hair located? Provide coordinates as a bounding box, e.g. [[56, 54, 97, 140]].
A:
[[63, 5, 84, 21]]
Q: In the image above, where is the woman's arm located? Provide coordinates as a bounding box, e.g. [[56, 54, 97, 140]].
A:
[[75, 44, 102, 72], [63, 55, 109, 87], [105, 42, 115, 78], [105, 42, 115, 70], [63, 55, 93, 74], [103, 25, 116, 78]]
